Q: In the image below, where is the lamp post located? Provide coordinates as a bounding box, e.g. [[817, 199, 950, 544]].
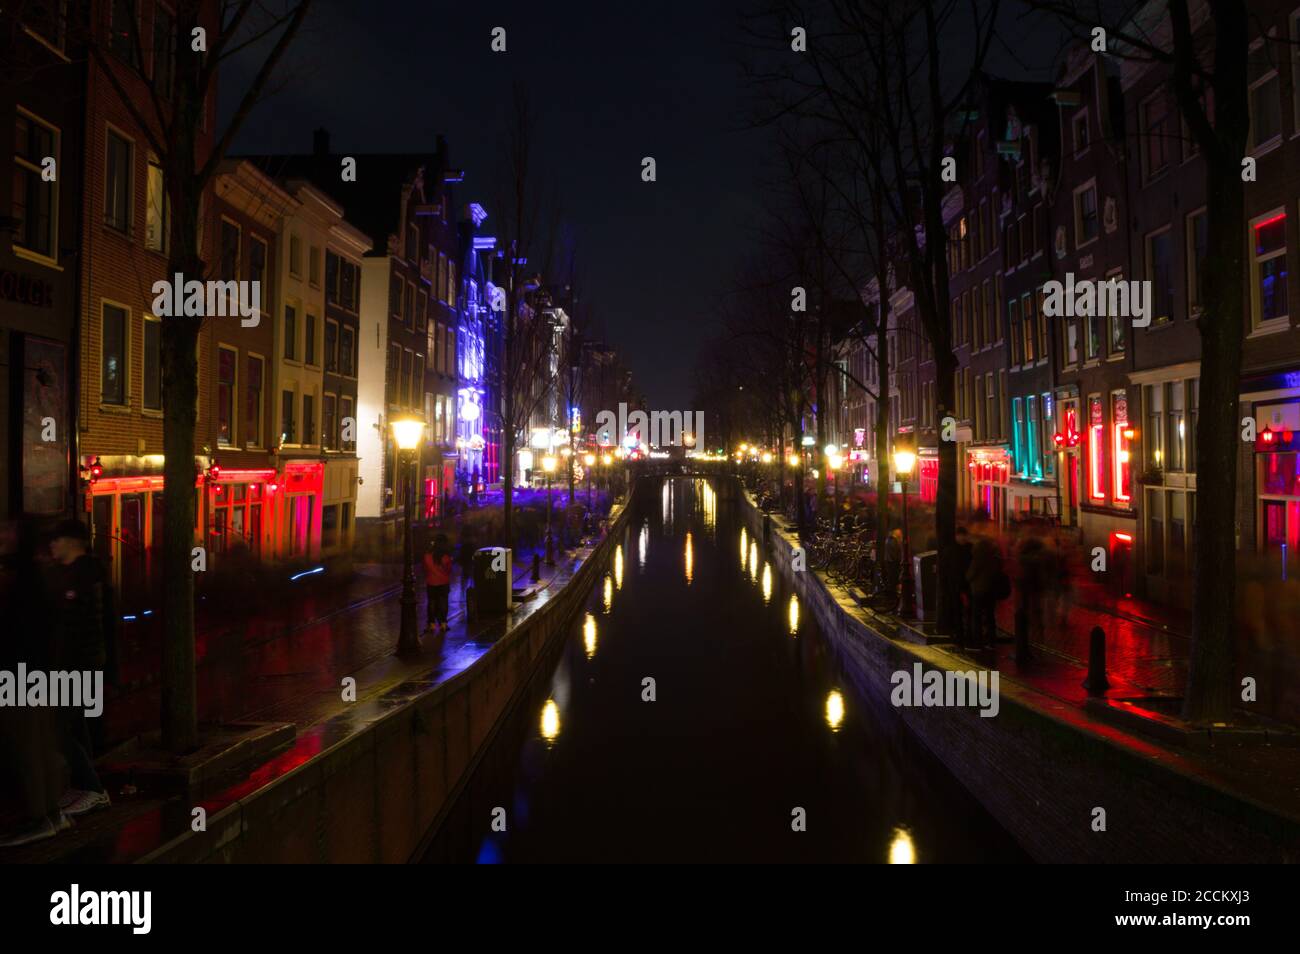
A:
[[827, 451, 844, 534], [893, 449, 917, 619], [542, 453, 557, 565], [583, 452, 596, 508], [391, 416, 426, 656]]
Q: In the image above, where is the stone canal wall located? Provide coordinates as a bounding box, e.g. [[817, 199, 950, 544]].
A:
[[142, 498, 634, 864], [738, 486, 1300, 863]]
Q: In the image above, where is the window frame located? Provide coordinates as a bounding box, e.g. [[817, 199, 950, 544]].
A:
[[13, 107, 61, 263]]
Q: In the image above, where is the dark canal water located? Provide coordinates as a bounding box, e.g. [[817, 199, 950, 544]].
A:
[[423, 477, 1028, 863]]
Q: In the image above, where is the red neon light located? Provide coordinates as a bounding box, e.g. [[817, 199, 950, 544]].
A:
[[1113, 422, 1131, 502], [1113, 531, 1133, 543], [209, 468, 278, 483], [1262, 428, 1275, 443], [1255, 212, 1286, 231], [1089, 424, 1106, 499]]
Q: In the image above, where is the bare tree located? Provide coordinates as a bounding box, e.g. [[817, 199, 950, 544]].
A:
[[1027, 0, 1252, 722], [21, 0, 316, 752]]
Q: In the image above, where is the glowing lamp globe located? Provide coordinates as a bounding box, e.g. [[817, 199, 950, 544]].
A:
[[390, 417, 425, 451]]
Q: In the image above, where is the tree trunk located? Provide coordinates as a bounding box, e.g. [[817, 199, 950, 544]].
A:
[[874, 299, 891, 594], [160, 263, 200, 754]]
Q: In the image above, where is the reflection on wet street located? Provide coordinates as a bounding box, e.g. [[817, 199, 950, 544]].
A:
[[425, 478, 1028, 863]]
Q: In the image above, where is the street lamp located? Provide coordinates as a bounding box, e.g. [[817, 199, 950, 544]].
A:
[[542, 453, 558, 565], [391, 416, 426, 656], [583, 452, 596, 508], [893, 448, 917, 619]]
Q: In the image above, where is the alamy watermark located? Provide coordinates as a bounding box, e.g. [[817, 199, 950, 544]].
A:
[[0, 665, 103, 717], [1041, 272, 1152, 328], [151, 273, 261, 327], [890, 663, 1000, 718], [593, 401, 704, 450]]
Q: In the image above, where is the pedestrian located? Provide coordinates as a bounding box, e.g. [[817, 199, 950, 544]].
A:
[[966, 537, 1009, 650], [423, 533, 454, 633], [0, 517, 70, 847], [954, 526, 974, 646], [1017, 536, 1048, 644], [882, 528, 903, 599], [47, 519, 112, 819]]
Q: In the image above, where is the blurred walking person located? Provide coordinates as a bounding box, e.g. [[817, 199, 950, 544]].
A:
[[48, 520, 112, 819], [0, 517, 70, 847], [423, 534, 454, 633]]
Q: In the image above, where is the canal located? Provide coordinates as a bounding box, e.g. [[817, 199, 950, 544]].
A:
[[423, 477, 1029, 863]]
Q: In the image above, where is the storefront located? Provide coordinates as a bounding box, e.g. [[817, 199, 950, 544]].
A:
[[85, 455, 183, 610], [966, 446, 1010, 526], [1254, 398, 1300, 578]]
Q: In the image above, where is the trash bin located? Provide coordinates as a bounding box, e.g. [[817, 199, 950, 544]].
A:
[[913, 550, 938, 622], [473, 546, 512, 616]]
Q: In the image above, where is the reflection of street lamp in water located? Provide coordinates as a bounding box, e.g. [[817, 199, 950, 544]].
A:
[[893, 449, 917, 619], [391, 416, 426, 656]]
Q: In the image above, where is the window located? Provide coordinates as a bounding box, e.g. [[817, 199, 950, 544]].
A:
[[152, 4, 176, 97], [143, 157, 169, 252], [219, 219, 240, 281], [309, 246, 321, 286], [109, 0, 137, 63], [1084, 306, 1101, 362], [1072, 108, 1089, 154], [1146, 230, 1173, 324], [1248, 50, 1281, 150], [1021, 293, 1036, 363], [283, 305, 297, 360], [13, 111, 58, 258], [340, 260, 357, 311], [1040, 392, 1055, 477], [439, 253, 450, 303], [1088, 395, 1106, 500], [408, 224, 419, 263], [1074, 181, 1098, 245], [325, 320, 338, 372], [1112, 391, 1132, 504], [143, 317, 161, 410], [323, 394, 336, 450], [1251, 211, 1288, 328], [1167, 381, 1186, 472], [217, 346, 237, 446], [1009, 298, 1022, 365], [289, 234, 302, 276], [1036, 286, 1048, 359], [102, 304, 127, 404], [340, 396, 355, 451], [1027, 395, 1042, 478], [246, 355, 263, 447], [446, 326, 456, 375], [401, 349, 413, 406], [1145, 384, 1164, 470], [1064, 317, 1079, 367], [340, 326, 355, 376], [982, 280, 993, 348], [105, 130, 132, 232], [405, 281, 415, 331], [281, 391, 296, 444], [305, 313, 317, 366], [25, 0, 67, 49], [1186, 210, 1207, 312], [325, 251, 339, 303], [417, 291, 427, 332], [303, 394, 315, 445], [391, 274, 403, 319], [1142, 93, 1171, 179]]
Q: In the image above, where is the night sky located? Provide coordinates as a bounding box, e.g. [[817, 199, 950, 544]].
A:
[[220, 0, 767, 411]]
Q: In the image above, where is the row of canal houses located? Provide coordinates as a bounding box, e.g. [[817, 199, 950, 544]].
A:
[[834, 0, 1300, 615], [0, 1, 581, 613]]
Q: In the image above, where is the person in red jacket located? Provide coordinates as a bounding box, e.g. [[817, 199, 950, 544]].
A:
[[423, 534, 454, 632]]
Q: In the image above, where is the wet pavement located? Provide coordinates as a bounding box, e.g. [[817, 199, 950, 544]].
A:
[[425, 478, 1029, 863]]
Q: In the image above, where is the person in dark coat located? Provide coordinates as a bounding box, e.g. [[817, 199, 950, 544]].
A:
[[47, 519, 112, 819], [954, 526, 974, 645], [966, 537, 1007, 649], [0, 517, 69, 847]]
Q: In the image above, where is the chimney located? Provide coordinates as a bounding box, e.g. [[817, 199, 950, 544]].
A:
[[313, 127, 330, 157]]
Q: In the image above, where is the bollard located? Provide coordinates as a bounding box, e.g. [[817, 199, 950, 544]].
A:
[[1014, 608, 1032, 667], [531, 551, 541, 582], [1082, 625, 1110, 695]]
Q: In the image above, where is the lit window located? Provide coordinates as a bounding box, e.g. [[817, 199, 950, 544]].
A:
[[1088, 395, 1106, 500], [1112, 392, 1132, 504]]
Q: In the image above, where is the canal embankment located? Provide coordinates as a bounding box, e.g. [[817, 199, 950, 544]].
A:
[[738, 484, 1300, 863]]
